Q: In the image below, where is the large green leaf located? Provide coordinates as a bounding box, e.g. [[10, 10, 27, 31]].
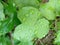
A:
[[17, 7, 41, 26], [13, 0, 39, 8], [40, 8, 56, 20], [0, 2, 5, 21], [46, 0, 60, 15], [14, 24, 35, 41], [34, 18, 49, 38], [39, 0, 56, 20]]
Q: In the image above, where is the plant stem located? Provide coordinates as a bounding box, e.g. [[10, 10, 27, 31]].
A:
[[9, 32, 14, 45]]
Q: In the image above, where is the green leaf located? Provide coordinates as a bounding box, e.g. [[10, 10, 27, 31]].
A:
[[13, 0, 39, 8], [18, 41, 33, 45], [0, 2, 5, 21], [54, 31, 60, 45], [39, 0, 56, 20], [0, 2, 20, 36], [14, 24, 35, 41], [40, 9, 55, 20], [14, 13, 21, 25], [40, 8, 55, 20], [17, 7, 41, 26], [57, 21, 60, 30], [3, 2, 16, 17], [3, 1, 20, 25], [0, 16, 14, 36], [34, 18, 49, 38], [0, 36, 11, 45], [55, 0, 60, 15], [0, 2, 3, 11]]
